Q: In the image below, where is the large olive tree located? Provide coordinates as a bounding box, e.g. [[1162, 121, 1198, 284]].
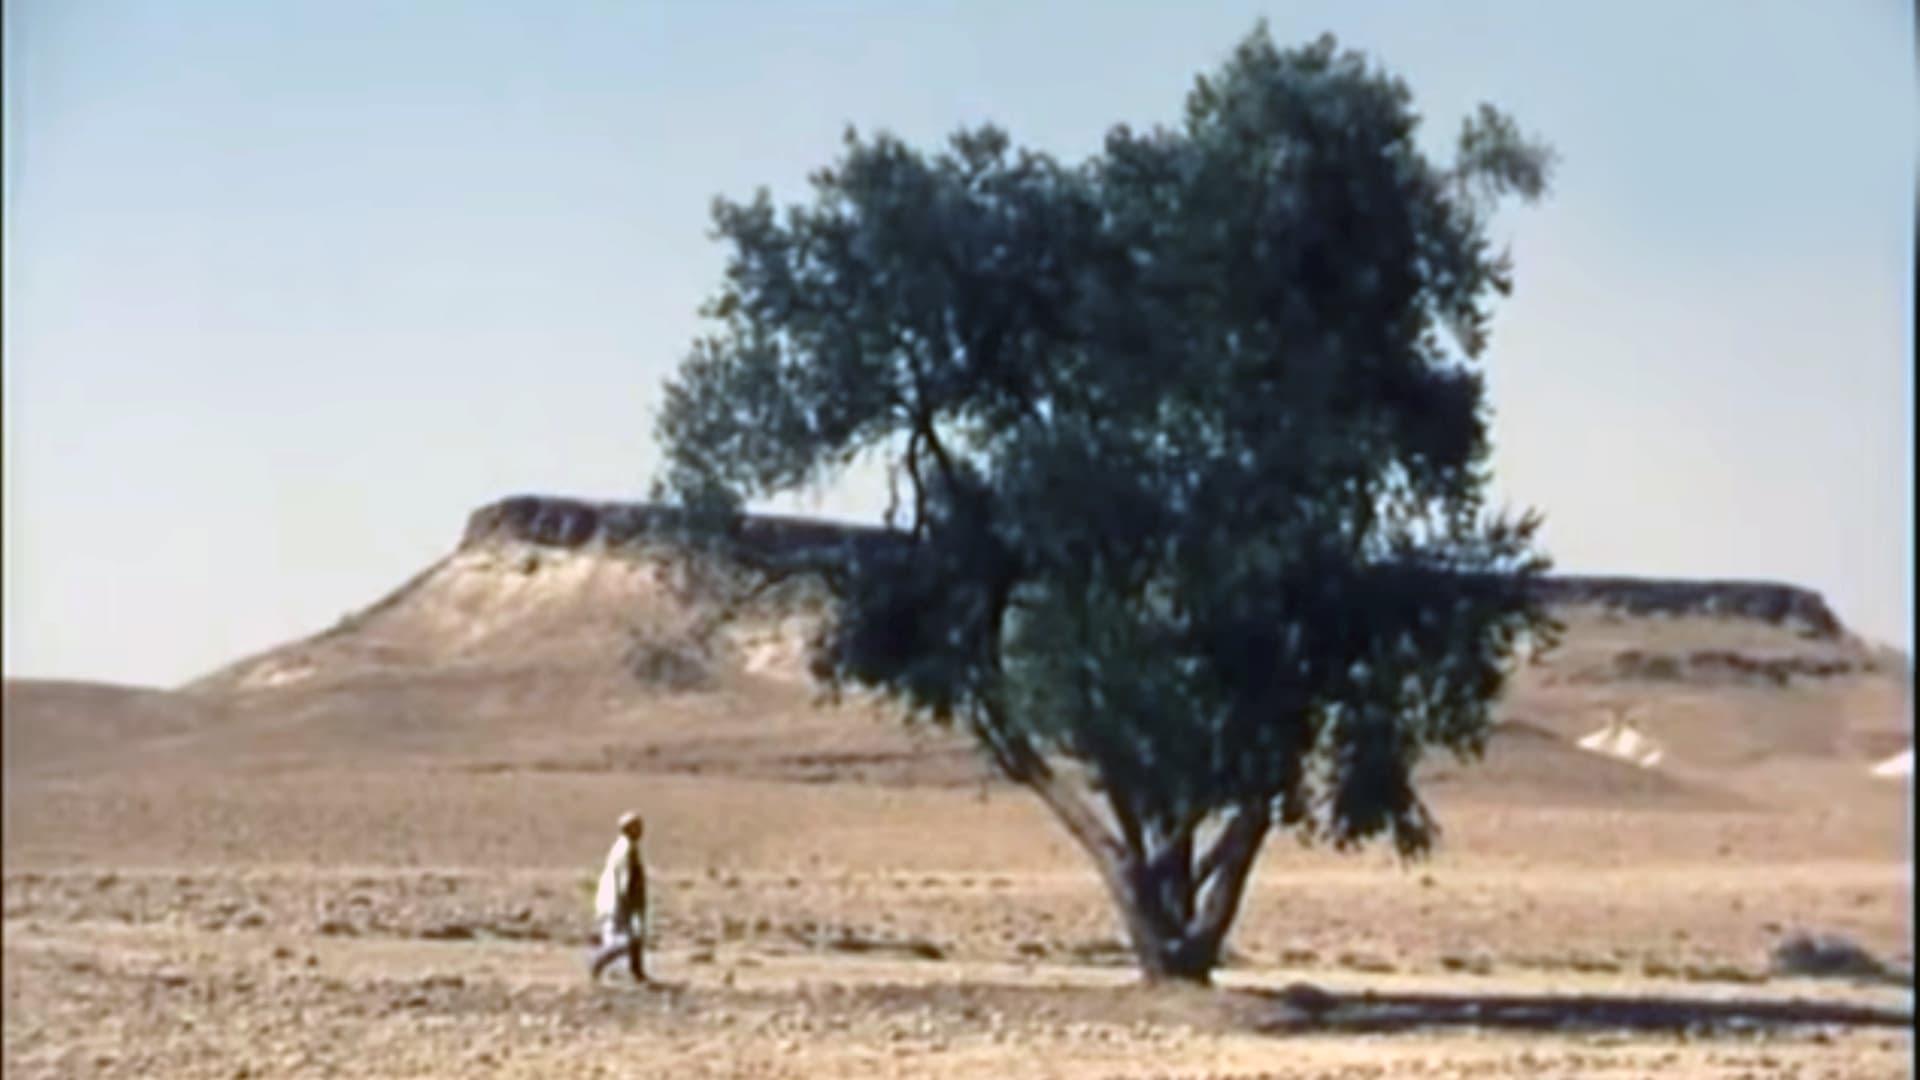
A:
[[653, 25, 1557, 984]]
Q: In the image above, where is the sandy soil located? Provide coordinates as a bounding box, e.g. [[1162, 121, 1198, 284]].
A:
[[6, 758, 1912, 1078], [4, 535, 1913, 1076]]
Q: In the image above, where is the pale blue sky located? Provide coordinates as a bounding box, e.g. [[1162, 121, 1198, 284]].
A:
[[4, 1, 1913, 687]]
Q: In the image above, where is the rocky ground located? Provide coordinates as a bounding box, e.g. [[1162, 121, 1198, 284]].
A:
[[5, 767, 1912, 1078], [4, 506, 1912, 1076]]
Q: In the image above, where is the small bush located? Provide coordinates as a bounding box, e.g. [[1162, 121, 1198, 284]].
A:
[[1439, 951, 1494, 975], [1770, 932, 1891, 981], [625, 625, 716, 691]]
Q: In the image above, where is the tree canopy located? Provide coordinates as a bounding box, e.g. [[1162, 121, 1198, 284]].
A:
[[653, 24, 1557, 982]]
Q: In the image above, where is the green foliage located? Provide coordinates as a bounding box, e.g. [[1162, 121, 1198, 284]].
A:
[[655, 24, 1555, 871]]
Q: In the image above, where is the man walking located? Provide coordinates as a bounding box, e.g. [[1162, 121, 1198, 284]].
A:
[[588, 810, 649, 982]]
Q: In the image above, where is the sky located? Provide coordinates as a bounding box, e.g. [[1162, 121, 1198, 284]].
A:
[[3, 0, 1913, 688]]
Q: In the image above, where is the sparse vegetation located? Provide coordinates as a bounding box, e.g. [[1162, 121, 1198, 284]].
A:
[[624, 622, 718, 692], [1771, 931, 1900, 983]]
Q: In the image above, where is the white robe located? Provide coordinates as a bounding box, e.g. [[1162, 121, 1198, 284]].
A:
[[594, 835, 644, 927]]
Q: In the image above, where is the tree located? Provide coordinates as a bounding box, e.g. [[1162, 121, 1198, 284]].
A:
[[651, 24, 1558, 984]]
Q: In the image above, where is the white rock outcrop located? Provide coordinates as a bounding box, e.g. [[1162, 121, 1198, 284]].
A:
[[1576, 708, 1665, 769], [1869, 748, 1912, 780]]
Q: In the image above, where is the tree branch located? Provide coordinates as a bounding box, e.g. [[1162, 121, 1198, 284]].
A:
[[1192, 800, 1271, 950], [1194, 801, 1261, 887], [970, 700, 1127, 869], [1152, 824, 1195, 927], [900, 327, 963, 497], [1105, 786, 1145, 864], [904, 428, 929, 539]]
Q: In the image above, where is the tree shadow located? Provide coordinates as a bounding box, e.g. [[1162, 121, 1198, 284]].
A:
[[1243, 985, 1913, 1036]]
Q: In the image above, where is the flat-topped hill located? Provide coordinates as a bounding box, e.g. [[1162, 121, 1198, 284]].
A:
[[461, 495, 1852, 637], [8, 496, 1908, 809]]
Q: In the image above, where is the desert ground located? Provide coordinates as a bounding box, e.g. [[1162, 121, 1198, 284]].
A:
[[4, 497, 1913, 1077]]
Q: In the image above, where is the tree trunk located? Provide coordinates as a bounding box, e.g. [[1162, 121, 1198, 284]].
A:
[[980, 714, 1270, 988], [1110, 858, 1212, 984], [1116, 803, 1272, 986], [1125, 906, 1222, 984]]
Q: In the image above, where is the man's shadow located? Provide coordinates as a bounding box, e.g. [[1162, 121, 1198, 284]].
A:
[[1249, 983, 1914, 1035]]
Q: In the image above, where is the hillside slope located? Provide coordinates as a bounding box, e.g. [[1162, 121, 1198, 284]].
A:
[[2, 680, 232, 778]]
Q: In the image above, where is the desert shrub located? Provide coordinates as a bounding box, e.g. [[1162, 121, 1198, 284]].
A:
[[1770, 931, 1892, 981], [625, 623, 717, 691]]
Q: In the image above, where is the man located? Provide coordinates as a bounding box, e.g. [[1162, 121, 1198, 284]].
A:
[[588, 810, 649, 982]]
